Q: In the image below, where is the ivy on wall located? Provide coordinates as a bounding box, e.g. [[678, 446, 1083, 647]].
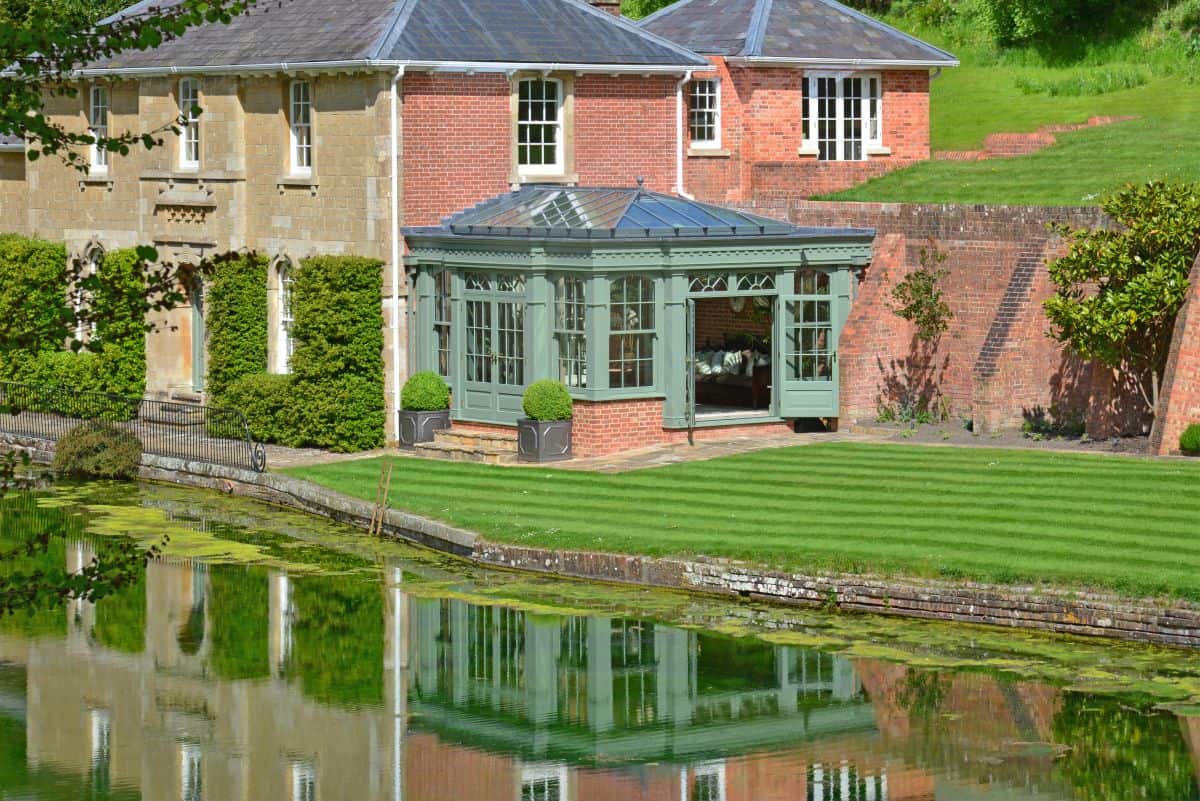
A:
[[209, 254, 386, 453], [0, 236, 147, 397], [205, 252, 268, 400]]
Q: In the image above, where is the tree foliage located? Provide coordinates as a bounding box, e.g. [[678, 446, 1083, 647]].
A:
[[1, 0, 261, 170], [1044, 181, 1200, 413], [891, 240, 954, 342]]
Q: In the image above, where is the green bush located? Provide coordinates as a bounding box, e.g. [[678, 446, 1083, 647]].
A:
[[88, 248, 150, 399], [52, 421, 143, 479], [1180, 423, 1200, 455], [206, 253, 268, 401], [289, 255, 385, 452], [522, 380, 573, 421], [0, 234, 71, 380], [220, 373, 293, 443], [401, 371, 449, 411]]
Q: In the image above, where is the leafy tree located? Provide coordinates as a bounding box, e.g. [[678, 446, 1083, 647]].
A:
[[1044, 181, 1200, 416], [1, 0, 260, 170], [892, 239, 953, 342]]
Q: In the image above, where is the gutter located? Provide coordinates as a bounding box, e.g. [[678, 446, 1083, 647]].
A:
[[72, 59, 704, 79], [390, 66, 405, 442], [725, 56, 960, 69], [675, 70, 694, 199]]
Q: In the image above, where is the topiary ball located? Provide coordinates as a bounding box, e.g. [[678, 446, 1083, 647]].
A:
[[1180, 423, 1200, 455], [522, 380, 573, 421], [401, 371, 450, 412]]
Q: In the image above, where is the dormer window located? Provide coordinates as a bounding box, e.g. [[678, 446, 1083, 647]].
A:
[[179, 78, 201, 170], [516, 78, 564, 178]]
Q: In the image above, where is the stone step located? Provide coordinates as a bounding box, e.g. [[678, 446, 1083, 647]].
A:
[[412, 439, 519, 465], [433, 429, 518, 452]]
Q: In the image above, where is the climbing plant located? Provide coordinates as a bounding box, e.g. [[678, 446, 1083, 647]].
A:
[[891, 239, 953, 343], [205, 252, 268, 401]]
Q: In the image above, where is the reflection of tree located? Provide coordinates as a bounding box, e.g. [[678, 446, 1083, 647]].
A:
[[897, 669, 948, 723], [1052, 694, 1199, 801], [0, 492, 73, 638], [291, 576, 383, 707], [208, 567, 269, 681], [92, 576, 145, 654]]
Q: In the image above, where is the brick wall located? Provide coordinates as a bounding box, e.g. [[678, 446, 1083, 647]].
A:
[[732, 200, 1145, 435], [571, 397, 792, 457], [1150, 255, 1200, 454], [684, 61, 931, 203], [694, 296, 771, 345], [402, 72, 676, 227]]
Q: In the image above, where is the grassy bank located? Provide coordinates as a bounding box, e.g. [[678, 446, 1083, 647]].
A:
[[285, 442, 1200, 601]]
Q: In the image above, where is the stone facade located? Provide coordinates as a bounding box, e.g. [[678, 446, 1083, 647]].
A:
[[684, 59, 932, 204]]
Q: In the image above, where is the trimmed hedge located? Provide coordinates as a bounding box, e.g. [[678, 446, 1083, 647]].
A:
[[1181, 423, 1200, 455], [88, 248, 149, 398], [523, 380, 573, 421], [289, 255, 385, 452], [0, 234, 70, 382], [401, 371, 449, 411], [221, 373, 293, 444], [206, 253, 268, 401], [52, 421, 143, 479]]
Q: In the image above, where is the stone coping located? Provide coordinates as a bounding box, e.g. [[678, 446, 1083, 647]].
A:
[[6, 440, 1198, 649]]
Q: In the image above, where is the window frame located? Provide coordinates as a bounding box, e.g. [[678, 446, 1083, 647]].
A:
[[801, 71, 883, 162], [278, 261, 296, 374], [289, 80, 313, 176], [178, 78, 201, 171], [433, 269, 452, 379], [687, 78, 722, 149], [554, 274, 587, 389], [520, 763, 569, 801], [515, 76, 566, 180], [89, 84, 109, 173], [608, 275, 656, 391]]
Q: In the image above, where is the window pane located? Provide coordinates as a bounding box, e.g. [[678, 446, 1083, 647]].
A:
[[555, 276, 587, 388], [609, 277, 654, 388], [688, 79, 718, 144], [434, 271, 452, 378], [517, 79, 561, 170]]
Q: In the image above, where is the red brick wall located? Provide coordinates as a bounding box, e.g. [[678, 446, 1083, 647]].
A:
[[732, 200, 1140, 435], [570, 398, 793, 457], [694, 296, 772, 346], [684, 60, 932, 203], [1150, 255, 1200, 454], [402, 72, 676, 227]]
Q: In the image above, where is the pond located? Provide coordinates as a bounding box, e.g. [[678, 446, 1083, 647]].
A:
[[2, 482, 1200, 800]]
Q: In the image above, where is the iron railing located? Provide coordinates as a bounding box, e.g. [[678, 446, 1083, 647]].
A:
[[0, 381, 267, 472]]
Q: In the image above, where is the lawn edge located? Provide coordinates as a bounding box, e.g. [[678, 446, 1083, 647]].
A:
[[124, 452, 1200, 651]]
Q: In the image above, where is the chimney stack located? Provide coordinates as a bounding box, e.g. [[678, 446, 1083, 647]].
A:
[[588, 0, 623, 15]]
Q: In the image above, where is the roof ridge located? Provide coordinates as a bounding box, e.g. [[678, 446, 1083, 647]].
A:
[[807, 0, 958, 63], [561, 0, 710, 67], [368, 0, 421, 61], [634, 0, 700, 27], [743, 0, 772, 57]]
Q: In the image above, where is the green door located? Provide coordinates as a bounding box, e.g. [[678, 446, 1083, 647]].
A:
[[778, 268, 844, 419], [460, 272, 527, 424]]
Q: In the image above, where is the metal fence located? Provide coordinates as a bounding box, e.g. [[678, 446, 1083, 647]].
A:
[[0, 381, 267, 472]]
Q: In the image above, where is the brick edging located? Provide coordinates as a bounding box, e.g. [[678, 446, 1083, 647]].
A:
[[8, 442, 1196, 649]]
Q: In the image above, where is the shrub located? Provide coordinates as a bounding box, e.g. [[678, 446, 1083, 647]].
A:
[[52, 421, 143, 480], [206, 253, 268, 401], [522, 380, 573, 421], [289, 255, 385, 452], [1180, 424, 1200, 455], [401, 371, 450, 412], [219, 373, 293, 444], [88, 248, 150, 399], [1015, 68, 1147, 97], [0, 235, 70, 380]]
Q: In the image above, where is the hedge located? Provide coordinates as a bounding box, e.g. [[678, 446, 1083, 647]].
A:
[[205, 252, 268, 401], [220, 373, 293, 444], [289, 255, 385, 452], [0, 234, 70, 382]]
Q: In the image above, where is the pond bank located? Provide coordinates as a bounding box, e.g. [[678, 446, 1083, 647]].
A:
[[132, 453, 1200, 650]]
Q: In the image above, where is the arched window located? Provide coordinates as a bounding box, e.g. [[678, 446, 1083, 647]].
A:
[[271, 256, 297, 374], [76, 241, 104, 342]]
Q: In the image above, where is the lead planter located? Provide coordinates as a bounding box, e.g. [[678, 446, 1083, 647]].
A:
[[398, 409, 450, 448], [517, 419, 573, 462]]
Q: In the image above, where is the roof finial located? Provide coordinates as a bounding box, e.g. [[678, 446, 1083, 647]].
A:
[[635, 176, 645, 193]]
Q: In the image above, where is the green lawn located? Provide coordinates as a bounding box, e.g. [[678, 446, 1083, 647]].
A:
[[285, 443, 1200, 601], [821, 26, 1200, 205]]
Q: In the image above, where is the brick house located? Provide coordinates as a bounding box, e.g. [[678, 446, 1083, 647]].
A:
[[0, 0, 962, 454], [639, 0, 959, 202]]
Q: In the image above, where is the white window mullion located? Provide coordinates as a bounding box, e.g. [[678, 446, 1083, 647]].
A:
[[835, 79, 845, 162]]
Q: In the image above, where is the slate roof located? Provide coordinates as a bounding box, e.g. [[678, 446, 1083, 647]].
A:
[[84, 0, 709, 73], [405, 185, 875, 241], [638, 0, 958, 66]]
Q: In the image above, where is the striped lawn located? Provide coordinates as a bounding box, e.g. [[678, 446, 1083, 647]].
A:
[[284, 443, 1200, 601]]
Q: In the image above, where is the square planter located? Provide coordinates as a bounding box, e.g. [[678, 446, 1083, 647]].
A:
[[398, 409, 450, 448], [517, 419, 573, 463]]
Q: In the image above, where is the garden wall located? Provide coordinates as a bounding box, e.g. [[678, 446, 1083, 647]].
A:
[[730, 200, 1150, 435], [1150, 254, 1200, 455]]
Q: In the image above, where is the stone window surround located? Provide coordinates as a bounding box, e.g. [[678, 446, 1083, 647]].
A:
[[799, 70, 890, 160], [508, 72, 578, 186], [88, 83, 110, 174], [288, 79, 313, 178]]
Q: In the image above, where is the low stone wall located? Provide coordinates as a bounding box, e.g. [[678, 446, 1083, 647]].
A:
[[131, 454, 1200, 650]]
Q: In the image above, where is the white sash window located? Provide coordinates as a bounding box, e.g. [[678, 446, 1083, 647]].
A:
[[517, 78, 564, 178], [179, 79, 201, 170], [89, 85, 109, 172], [290, 81, 312, 175]]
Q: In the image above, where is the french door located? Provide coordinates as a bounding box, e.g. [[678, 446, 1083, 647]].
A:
[[460, 272, 528, 423], [778, 269, 841, 418]]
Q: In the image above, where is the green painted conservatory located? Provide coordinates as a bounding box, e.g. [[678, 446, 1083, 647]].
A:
[[403, 186, 874, 437]]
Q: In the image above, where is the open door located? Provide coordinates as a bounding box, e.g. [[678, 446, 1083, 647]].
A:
[[778, 269, 840, 419], [685, 298, 696, 445]]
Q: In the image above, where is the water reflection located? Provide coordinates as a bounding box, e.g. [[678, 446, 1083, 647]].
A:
[[1, 517, 1199, 799]]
